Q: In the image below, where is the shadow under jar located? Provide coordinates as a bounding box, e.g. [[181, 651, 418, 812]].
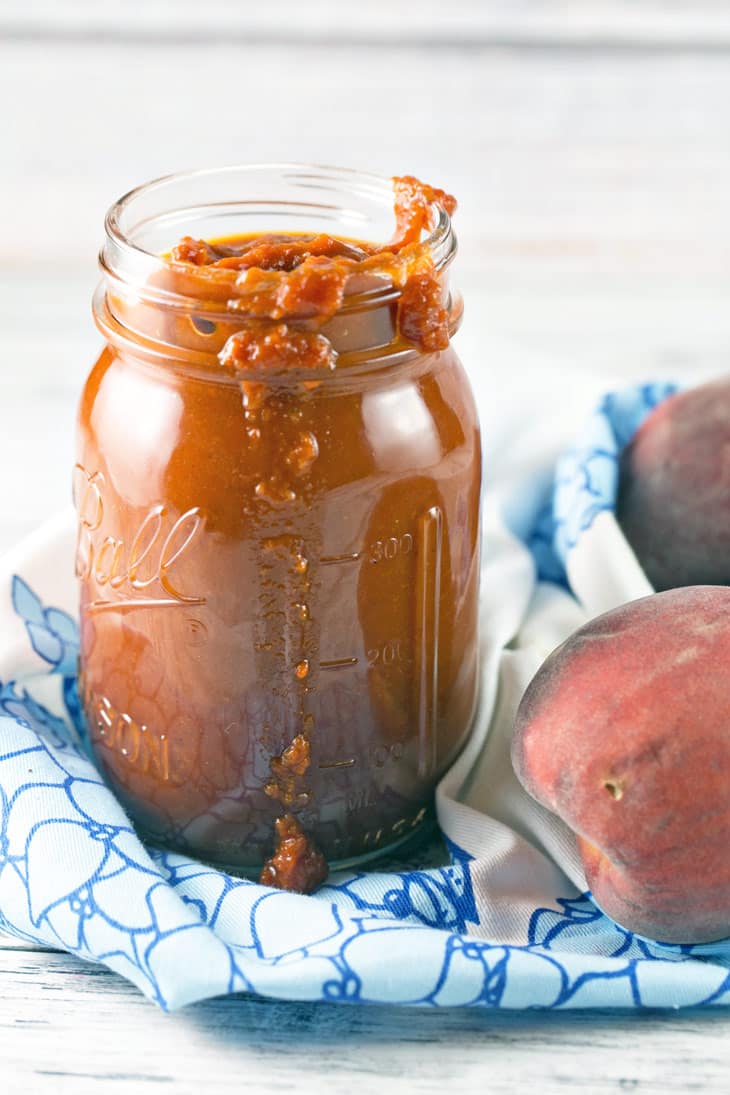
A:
[[75, 164, 481, 888]]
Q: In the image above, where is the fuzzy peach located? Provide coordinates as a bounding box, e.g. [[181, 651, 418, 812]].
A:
[[618, 376, 730, 590], [512, 585, 730, 943]]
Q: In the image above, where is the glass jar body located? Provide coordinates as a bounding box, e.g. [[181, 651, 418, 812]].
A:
[[75, 342, 481, 868]]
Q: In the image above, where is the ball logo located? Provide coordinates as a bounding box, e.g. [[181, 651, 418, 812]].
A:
[[74, 464, 206, 612]]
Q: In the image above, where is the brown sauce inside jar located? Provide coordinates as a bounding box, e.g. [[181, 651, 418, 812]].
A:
[[77, 174, 480, 894]]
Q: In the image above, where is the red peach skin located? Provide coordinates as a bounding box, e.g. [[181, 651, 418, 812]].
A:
[[618, 376, 730, 591], [512, 586, 730, 943]]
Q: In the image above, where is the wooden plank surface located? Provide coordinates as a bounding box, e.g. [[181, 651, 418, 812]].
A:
[[2, 947, 730, 1095], [2, 42, 730, 277], [6, 1, 730, 46]]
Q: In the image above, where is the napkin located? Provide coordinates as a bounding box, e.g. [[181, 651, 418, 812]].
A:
[[2, 369, 730, 1012]]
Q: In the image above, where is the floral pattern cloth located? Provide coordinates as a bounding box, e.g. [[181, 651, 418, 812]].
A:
[[2, 382, 730, 1012]]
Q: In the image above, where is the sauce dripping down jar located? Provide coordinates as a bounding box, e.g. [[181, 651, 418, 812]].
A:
[[76, 164, 481, 890]]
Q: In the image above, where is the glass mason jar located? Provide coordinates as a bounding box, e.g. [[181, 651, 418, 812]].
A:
[[75, 164, 481, 874]]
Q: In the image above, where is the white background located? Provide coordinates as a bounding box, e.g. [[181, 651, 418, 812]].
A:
[[2, 1, 730, 558], [2, 2, 730, 1091]]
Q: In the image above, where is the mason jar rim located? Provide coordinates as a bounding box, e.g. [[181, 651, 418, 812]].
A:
[[95, 163, 461, 379], [103, 162, 456, 280]]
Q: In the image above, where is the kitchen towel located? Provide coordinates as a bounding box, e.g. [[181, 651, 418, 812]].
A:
[[2, 363, 730, 1011]]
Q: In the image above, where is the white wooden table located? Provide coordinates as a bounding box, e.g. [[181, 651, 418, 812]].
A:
[[2, 4, 730, 1090]]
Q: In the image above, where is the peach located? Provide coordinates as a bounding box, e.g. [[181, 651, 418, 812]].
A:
[[512, 586, 730, 943], [618, 375, 730, 590]]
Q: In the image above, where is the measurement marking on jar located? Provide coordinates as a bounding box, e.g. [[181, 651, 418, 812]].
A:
[[88, 596, 206, 614], [368, 532, 413, 565], [367, 639, 404, 668], [319, 553, 362, 566], [318, 758, 357, 770], [319, 657, 359, 670], [415, 506, 443, 779]]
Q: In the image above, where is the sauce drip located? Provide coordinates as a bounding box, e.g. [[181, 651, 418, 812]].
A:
[[219, 321, 337, 373], [259, 814, 329, 894], [164, 176, 457, 894], [169, 175, 456, 356]]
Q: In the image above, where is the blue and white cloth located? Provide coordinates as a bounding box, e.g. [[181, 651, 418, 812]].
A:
[[2, 364, 730, 1012]]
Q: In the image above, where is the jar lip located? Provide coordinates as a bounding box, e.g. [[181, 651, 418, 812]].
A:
[[99, 164, 459, 370], [103, 162, 456, 283], [93, 281, 464, 382]]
